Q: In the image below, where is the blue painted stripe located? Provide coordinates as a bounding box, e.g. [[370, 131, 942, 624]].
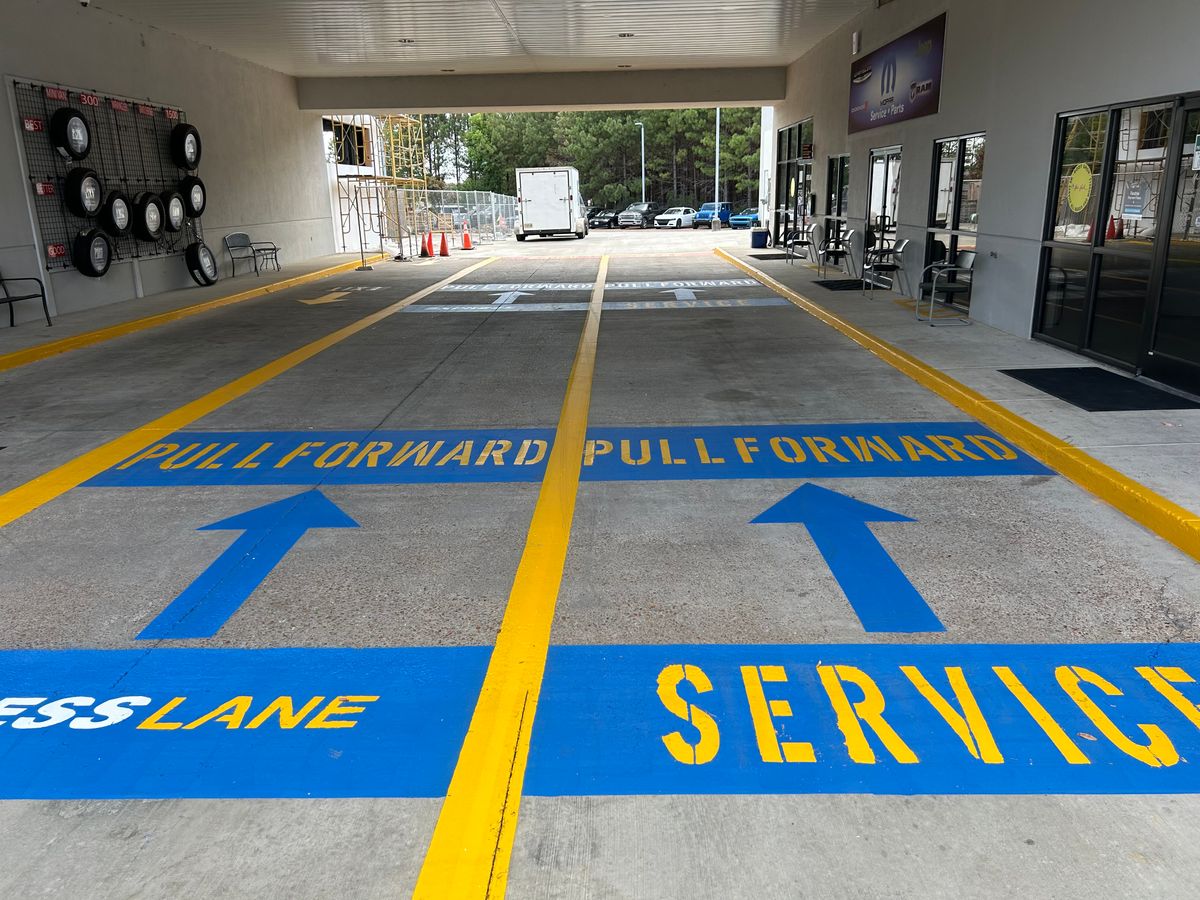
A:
[[5, 643, 1200, 799], [83, 422, 1050, 487]]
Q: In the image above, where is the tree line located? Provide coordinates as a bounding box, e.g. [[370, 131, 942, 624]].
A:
[[422, 108, 761, 210]]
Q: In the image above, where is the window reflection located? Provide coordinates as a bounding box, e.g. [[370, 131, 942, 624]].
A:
[[1039, 247, 1092, 345], [1154, 112, 1200, 369], [1105, 103, 1172, 248], [1052, 113, 1108, 243]]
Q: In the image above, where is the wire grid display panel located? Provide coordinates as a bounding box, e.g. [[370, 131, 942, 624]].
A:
[[12, 78, 201, 272]]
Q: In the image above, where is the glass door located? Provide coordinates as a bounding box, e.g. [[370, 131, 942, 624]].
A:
[[868, 147, 902, 246], [1086, 103, 1173, 366], [1146, 107, 1200, 391]]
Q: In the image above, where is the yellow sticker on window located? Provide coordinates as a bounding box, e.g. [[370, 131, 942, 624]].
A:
[[1067, 163, 1092, 213]]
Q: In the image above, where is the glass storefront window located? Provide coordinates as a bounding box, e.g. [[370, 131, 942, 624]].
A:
[[931, 141, 958, 228], [775, 119, 813, 236], [1051, 112, 1109, 243], [1153, 111, 1200, 373], [1105, 103, 1172, 248], [959, 135, 985, 232], [1089, 253, 1153, 364], [1038, 247, 1093, 345]]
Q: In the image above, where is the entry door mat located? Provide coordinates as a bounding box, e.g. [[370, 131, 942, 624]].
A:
[[814, 279, 866, 291], [749, 252, 792, 261], [1000, 366, 1200, 412]]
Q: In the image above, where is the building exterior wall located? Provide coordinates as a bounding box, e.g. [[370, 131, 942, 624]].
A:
[[0, 0, 335, 322], [769, 0, 1200, 336]]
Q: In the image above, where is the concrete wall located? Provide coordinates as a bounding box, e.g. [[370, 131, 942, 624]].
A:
[[769, 0, 1200, 336], [0, 0, 335, 323]]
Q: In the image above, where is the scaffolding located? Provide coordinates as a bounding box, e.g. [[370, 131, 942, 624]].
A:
[[329, 113, 430, 261]]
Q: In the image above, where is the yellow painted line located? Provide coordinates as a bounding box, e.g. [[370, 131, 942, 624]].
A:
[[299, 291, 350, 306], [0, 257, 497, 529], [0, 254, 387, 374], [414, 255, 609, 898], [716, 247, 1200, 563]]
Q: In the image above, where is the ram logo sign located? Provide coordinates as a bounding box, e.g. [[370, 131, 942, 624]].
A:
[[849, 13, 946, 133]]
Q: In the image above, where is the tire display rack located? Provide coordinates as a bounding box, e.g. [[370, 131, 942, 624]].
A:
[[11, 78, 212, 282]]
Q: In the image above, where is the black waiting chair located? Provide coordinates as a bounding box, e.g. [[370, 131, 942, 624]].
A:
[[917, 249, 976, 325], [818, 228, 856, 278], [784, 223, 814, 263], [862, 238, 911, 297], [0, 269, 52, 327], [224, 232, 281, 276]]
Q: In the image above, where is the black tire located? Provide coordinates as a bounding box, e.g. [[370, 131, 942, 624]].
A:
[[98, 190, 132, 237], [639, 220, 646, 229], [178, 175, 207, 217], [516, 233, 527, 242], [64, 167, 103, 218], [133, 192, 166, 242], [50, 107, 91, 160], [72, 228, 112, 277], [675, 219, 682, 228], [185, 241, 219, 286], [161, 190, 186, 232], [170, 123, 202, 170]]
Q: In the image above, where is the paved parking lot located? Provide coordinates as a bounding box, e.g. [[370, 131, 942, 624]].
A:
[[3, 232, 1200, 898]]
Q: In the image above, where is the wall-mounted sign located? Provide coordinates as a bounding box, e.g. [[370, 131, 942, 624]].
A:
[[848, 13, 946, 134], [1067, 164, 1092, 213]]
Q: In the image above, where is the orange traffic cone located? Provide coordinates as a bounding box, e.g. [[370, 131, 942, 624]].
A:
[[439, 232, 450, 257], [461, 225, 474, 250], [425, 232, 435, 257], [419, 232, 430, 258], [1106, 215, 1117, 240]]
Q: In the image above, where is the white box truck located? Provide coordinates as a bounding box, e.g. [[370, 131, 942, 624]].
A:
[[515, 166, 587, 241]]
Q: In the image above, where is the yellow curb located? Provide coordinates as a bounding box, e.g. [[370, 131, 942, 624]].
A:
[[716, 247, 1200, 563], [0, 254, 388, 374]]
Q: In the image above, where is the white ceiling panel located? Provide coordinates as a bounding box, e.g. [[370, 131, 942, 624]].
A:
[[91, 0, 870, 77]]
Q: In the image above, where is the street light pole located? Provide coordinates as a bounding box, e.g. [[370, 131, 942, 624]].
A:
[[634, 120, 646, 203], [711, 106, 721, 231]]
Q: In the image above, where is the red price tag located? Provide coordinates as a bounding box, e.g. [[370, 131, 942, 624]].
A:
[[46, 243, 68, 260], [137, 104, 155, 117], [110, 98, 130, 112], [35, 182, 55, 197], [79, 92, 101, 107], [164, 108, 180, 121], [44, 87, 68, 102], [22, 117, 44, 132]]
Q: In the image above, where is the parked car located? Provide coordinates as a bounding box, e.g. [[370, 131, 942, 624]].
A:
[[654, 207, 697, 228], [728, 207, 761, 229], [693, 201, 733, 228], [618, 202, 667, 228], [588, 208, 618, 229]]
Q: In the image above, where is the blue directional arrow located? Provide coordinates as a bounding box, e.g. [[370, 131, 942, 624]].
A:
[[753, 483, 943, 633], [138, 490, 358, 640]]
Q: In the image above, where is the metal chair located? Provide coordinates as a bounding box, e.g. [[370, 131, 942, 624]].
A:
[[818, 228, 856, 278], [917, 249, 975, 325], [862, 238, 910, 297], [785, 223, 814, 263], [0, 269, 51, 327], [224, 232, 281, 277]]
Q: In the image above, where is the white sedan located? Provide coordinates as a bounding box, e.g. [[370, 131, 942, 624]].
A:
[[654, 207, 697, 228]]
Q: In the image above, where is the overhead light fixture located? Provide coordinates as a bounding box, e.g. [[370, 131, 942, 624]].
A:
[[397, 38, 415, 44], [617, 64, 632, 68], [617, 32, 635, 38], [441, 68, 456, 73]]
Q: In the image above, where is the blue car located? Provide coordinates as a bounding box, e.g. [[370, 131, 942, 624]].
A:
[[728, 207, 761, 229], [692, 202, 733, 228]]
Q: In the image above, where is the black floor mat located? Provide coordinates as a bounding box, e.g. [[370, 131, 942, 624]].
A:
[[748, 252, 791, 261], [1000, 366, 1200, 412], [813, 279, 866, 291]]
